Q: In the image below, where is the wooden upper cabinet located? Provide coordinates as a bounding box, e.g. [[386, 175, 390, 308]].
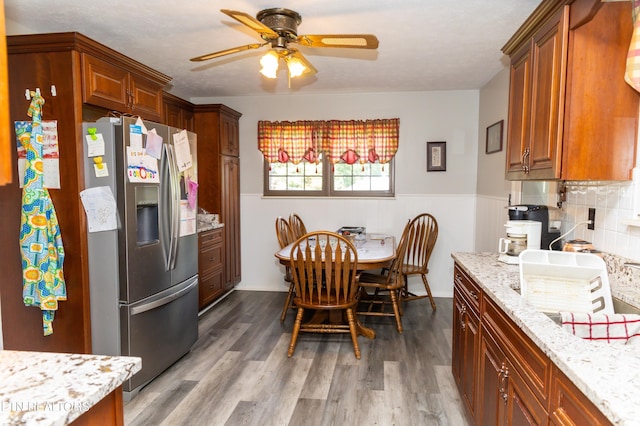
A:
[[220, 112, 240, 157], [162, 92, 195, 131], [503, 0, 639, 181], [82, 53, 165, 121]]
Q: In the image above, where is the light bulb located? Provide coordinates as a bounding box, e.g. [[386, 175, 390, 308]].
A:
[[259, 51, 279, 79], [286, 56, 307, 78]]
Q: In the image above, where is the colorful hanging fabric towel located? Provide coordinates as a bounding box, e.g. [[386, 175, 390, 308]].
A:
[[18, 91, 67, 336], [625, 0, 640, 92]]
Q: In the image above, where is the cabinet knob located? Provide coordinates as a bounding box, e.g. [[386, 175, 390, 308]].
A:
[[469, 290, 478, 300]]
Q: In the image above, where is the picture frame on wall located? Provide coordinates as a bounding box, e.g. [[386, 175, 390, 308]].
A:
[[486, 120, 504, 154], [426, 141, 446, 172]]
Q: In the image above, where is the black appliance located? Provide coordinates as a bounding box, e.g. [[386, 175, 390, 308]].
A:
[[508, 205, 561, 250]]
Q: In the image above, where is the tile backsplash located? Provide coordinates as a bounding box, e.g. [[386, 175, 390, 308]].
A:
[[560, 181, 640, 260]]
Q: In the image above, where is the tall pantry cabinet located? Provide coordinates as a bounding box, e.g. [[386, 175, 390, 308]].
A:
[[194, 105, 242, 291]]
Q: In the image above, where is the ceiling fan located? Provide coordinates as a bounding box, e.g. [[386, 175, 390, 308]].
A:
[[190, 8, 379, 80]]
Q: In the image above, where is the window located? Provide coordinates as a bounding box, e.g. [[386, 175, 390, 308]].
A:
[[264, 154, 393, 197], [260, 119, 398, 197]]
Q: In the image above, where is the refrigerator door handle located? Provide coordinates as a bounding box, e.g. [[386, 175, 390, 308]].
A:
[[128, 276, 198, 316], [166, 144, 181, 270], [159, 143, 172, 271]]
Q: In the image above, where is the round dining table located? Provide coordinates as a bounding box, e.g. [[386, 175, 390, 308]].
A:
[[274, 233, 396, 339]]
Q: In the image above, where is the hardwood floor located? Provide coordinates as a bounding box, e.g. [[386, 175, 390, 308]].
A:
[[124, 290, 470, 426]]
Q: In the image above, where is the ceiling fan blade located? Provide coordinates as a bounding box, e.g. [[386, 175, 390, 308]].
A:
[[190, 42, 267, 62], [221, 9, 279, 39], [286, 49, 317, 77], [296, 34, 379, 49]]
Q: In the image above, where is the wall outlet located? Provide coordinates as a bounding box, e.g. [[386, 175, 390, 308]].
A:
[[588, 208, 596, 230]]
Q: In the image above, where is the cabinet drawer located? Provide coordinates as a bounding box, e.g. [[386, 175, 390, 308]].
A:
[[199, 243, 223, 275], [199, 270, 224, 308], [482, 296, 552, 406], [454, 264, 481, 312], [199, 228, 223, 247]]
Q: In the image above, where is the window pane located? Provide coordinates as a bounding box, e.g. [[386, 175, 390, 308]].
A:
[[334, 176, 352, 190], [264, 156, 393, 197]]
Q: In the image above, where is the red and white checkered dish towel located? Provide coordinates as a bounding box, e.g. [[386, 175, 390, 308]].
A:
[[561, 312, 640, 345]]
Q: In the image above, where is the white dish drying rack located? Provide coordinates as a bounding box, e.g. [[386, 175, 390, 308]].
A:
[[519, 249, 614, 315]]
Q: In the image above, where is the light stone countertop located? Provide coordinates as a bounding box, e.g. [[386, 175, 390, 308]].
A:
[[197, 222, 224, 233], [452, 252, 640, 426], [0, 350, 141, 425]]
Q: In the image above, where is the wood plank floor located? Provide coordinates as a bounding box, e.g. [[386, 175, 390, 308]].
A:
[[123, 290, 470, 426]]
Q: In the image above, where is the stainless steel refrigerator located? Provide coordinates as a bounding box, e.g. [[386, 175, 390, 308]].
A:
[[82, 117, 198, 399]]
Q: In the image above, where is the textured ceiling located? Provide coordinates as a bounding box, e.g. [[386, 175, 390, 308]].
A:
[[4, 0, 541, 101]]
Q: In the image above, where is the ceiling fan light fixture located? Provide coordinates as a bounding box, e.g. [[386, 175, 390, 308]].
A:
[[259, 50, 279, 78], [285, 55, 307, 78]]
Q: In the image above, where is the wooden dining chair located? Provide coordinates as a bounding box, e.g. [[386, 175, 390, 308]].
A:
[[288, 231, 362, 359], [401, 213, 438, 310], [288, 213, 308, 240], [357, 222, 410, 333], [276, 217, 297, 322]]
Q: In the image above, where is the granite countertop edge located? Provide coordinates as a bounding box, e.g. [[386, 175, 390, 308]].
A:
[[197, 223, 225, 233], [0, 350, 141, 425], [452, 252, 640, 426]]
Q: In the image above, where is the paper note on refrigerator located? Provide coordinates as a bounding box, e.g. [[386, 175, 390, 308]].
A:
[[172, 130, 192, 172], [129, 124, 144, 152], [179, 200, 196, 236], [79, 186, 118, 232], [145, 128, 163, 159], [126, 147, 159, 183], [85, 133, 105, 157]]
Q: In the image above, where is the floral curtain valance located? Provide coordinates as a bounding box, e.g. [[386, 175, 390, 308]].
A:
[[258, 118, 399, 165]]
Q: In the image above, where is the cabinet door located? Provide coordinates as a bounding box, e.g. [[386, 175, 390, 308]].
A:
[[129, 73, 163, 121], [220, 113, 240, 156], [505, 360, 548, 426], [549, 366, 612, 426], [478, 327, 506, 425], [222, 155, 241, 287], [164, 101, 182, 128], [505, 5, 568, 181], [506, 40, 531, 179], [82, 53, 129, 111], [452, 290, 479, 417], [527, 5, 567, 179]]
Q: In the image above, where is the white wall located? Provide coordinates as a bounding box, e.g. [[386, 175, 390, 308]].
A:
[[475, 68, 512, 252], [193, 91, 481, 297]]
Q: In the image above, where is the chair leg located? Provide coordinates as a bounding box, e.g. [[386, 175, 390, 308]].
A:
[[288, 307, 304, 357], [389, 289, 403, 334], [280, 281, 295, 323], [421, 274, 437, 311], [345, 308, 361, 359]]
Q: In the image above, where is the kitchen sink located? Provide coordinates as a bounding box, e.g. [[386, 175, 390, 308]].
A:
[[509, 282, 640, 324]]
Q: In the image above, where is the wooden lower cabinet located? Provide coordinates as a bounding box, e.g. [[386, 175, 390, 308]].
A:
[[549, 366, 612, 426], [452, 289, 479, 418], [478, 323, 547, 425], [198, 228, 225, 310], [452, 261, 612, 426]]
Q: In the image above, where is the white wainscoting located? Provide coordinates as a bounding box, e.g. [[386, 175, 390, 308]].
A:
[[475, 195, 511, 253], [237, 193, 477, 298]]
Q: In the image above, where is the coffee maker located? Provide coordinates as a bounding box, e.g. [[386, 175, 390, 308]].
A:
[[498, 220, 541, 264], [507, 205, 561, 250]]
